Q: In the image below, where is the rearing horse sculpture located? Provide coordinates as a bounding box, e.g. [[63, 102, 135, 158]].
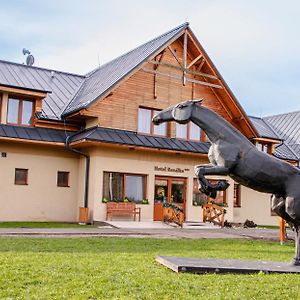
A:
[[153, 99, 300, 265]]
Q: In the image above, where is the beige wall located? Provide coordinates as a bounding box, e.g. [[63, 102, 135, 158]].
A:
[[87, 145, 279, 225], [234, 186, 279, 226], [87, 146, 236, 222], [0, 141, 81, 221], [0, 141, 281, 225]]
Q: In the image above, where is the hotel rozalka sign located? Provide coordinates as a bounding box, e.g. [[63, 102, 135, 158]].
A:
[[154, 166, 190, 174]]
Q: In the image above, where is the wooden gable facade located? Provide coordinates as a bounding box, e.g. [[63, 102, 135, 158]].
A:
[[74, 27, 257, 141]]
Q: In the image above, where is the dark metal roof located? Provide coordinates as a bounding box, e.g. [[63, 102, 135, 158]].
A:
[[249, 115, 298, 161], [0, 124, 69, 143], [0, 60, 85, 120], [69, 126, 210, 154], [62, 23, 189, 116], [274, 143, 299, 161], [248, 116, 280, 140], [264, 111, 300, 159]]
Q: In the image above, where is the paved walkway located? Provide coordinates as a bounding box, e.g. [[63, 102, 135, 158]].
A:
[[0, 222, 294, 242]]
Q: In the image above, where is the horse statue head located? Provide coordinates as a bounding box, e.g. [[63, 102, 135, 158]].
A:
[[152, 99, 203, 125]]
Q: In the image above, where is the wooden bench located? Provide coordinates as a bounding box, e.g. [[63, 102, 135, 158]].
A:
[[106, 202, 141, 221]]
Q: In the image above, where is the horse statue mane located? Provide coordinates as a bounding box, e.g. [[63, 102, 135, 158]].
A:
[[153, 99, 300, 265]]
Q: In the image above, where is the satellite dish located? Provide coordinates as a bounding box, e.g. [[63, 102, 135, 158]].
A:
[[22, 48, 35, 66], [26, 54, 35, 66], [22, 48, 31, 55]]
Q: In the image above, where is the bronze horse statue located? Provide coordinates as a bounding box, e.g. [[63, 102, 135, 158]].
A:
[[153, 99, 300, 265]]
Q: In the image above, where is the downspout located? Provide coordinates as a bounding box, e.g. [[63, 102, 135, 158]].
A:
[[65, 133, 90, 214]]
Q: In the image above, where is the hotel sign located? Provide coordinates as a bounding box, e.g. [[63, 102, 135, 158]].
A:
[[154, 166, 190, 174]]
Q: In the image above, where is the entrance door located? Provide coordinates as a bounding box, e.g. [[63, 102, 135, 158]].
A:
[[154, 176, 186, 221]]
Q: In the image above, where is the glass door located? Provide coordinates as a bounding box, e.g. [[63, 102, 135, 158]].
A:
[[171, 179, 185, 209], [153, 176, 186, 221]]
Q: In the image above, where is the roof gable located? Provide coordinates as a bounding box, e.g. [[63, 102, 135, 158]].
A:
[[62, 23, 189, 116], [62, 23, 257, 138]]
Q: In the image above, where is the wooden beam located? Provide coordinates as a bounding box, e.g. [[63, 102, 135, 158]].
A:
[[142, 68, 223, 89], [187, 54, 202, 69], [200, 75, 233, 119], [167, 46, 183, 67], [153, 50, 166, 99], [183, 31, 188, 85], [148, 60, 217, 80], [192, 82, 195, 99], [197, 59, 205, 72], [0, 85, 48, 98]]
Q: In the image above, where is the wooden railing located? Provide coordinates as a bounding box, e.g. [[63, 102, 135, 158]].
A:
[[202, 203, 226, 227], [163, 203, 184, 227]]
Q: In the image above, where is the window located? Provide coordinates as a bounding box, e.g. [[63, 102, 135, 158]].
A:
[[103, 172, 146, 202], [233, 184, 241, 207], [176, 122, 201, 141], [57, 171, 70, 187], [192, 178, 226, 206], [15, 168, 28, 185], [192, 178, 208, 206], [7, 98, 34, 126], [189, 122, 201, 141], [256, 142, 272, 154], [138, 107, 166, 136], [176, 123, 188, 139]]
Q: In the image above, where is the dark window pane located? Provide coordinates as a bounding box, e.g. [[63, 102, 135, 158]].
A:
[[171, 180, 185, 204], [233, 184, 241, 207], [57, 171, 69, 187], [125, 175, 144, 202], [15, 168, 28, 185], [7, 98, 19, 124], [155, 179, 168, 203], [192, 178, 207, 205], [103, 172, 123, 201], [21, 101, 33, 125]]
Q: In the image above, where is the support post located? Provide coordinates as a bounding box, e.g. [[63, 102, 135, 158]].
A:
[[183, 31, 187, 86], [279, 217, 286, 245]]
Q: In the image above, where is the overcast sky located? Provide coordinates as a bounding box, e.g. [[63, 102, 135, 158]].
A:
[[1, 0, 299, 117]]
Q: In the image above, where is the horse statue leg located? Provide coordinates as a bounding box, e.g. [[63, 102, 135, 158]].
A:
[[195, 165, 230, 198], [283, 194, 300, 265]]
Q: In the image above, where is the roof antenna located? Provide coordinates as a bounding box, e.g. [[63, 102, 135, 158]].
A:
[[22, 48, 35, 66], [97, 53, 101, 68]]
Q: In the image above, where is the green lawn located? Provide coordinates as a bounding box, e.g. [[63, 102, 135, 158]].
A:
[[0, 222, 96, 228], [0, 238, 299, 300]]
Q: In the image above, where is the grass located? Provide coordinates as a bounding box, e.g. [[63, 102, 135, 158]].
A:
[[0, 238, 299, 299], [257, 225, 281, 230], [0, 222, 96, 228]]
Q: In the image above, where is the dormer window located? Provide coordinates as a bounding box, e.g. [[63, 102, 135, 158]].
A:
[[7, 97, 34, 126]]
